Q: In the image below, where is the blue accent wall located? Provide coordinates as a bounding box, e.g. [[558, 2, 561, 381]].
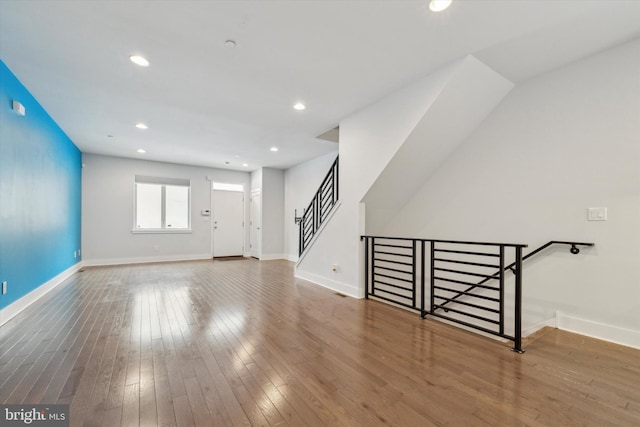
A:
[[0, 60, 81, 310]]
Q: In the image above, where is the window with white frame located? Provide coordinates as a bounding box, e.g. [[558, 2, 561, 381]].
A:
[[134, 176, 191, 231]]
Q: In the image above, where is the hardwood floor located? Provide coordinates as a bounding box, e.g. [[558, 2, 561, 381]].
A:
[[1, 258, 638, 426]]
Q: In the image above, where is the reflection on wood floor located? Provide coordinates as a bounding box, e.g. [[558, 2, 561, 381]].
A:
[[0, 259, 638, 426]]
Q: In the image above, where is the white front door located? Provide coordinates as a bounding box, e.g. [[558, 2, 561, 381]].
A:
[[212, 190, 244, 257], [250, 190, 261, 258]]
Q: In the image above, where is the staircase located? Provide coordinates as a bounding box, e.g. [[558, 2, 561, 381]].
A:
[[297, 156, 339, 256]]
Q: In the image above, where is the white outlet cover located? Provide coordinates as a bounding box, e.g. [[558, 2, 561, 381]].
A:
[[588, 207, 607, 221]]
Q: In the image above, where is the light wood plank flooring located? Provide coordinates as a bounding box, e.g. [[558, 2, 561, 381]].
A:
[[1, 259, 638, 426]]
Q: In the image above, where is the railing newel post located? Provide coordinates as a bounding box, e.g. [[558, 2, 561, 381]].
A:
[[512, 246, 524, 354], [412, 239, 417, 310], [364, 237, 370, 299], [420, 240, 426, 318], [499, 246, 505, 336], [429, 241, 435, 315]]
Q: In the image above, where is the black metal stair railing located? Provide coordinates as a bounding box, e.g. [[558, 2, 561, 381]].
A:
[[298, 156, 339, 256], [360, 236, 594, 353], [436, 241, 595, 312]]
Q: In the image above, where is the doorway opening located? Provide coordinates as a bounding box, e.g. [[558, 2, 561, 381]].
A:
[[211, 183, 244, 258]]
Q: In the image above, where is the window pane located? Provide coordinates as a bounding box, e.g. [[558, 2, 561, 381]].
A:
[[212, 182, 243, 192], [136, 183, 161, 228], [165, 185, 189, 229]]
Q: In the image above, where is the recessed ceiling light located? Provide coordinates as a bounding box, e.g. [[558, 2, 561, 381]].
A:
[[107, 134, 114, 138], [129, 55, 150, 67], [135, 123, 148, 129], [225, 40, 237, 48], [242, 163, 249, 167], [235, 154, 240, 158], [429, 0, 452, 12], [293, 103, 306, 111], [137, 149, 146, 153], [270, 147, 279, 152]]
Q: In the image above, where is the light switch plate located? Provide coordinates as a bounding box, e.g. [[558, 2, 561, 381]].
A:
[[588, 207, 607, 221]]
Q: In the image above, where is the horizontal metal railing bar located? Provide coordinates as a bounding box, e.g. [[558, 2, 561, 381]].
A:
[[320, 197, 333, 211], [320, 201, 334, 214], [434, 267, 497, 279], [433, 295, 500, 313], [374, 272, 414, 284], [320, 191, 333, 207], [373, 257, 414, 267], [374, 265, 413, 275], [369, 295, 418, 311], [372, 287, 413, 301], [426, 311, 504, 337], [436, 240, 596, 313], [373, 250, 413, 258], [373, 280, 413, 293], [362, 235, 528, 248], [433, 285, 500, 302], [434, 276, 488, 288], [433, 258, 500, 269], [321, 180, 333, 195], [434, 248, 500, 257], [431, 305, 500, 325], [373, 243, 414, 250], [318, 165, 336, 190]]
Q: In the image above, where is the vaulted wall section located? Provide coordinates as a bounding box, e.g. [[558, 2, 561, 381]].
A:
[[363, 56, 513, 233]]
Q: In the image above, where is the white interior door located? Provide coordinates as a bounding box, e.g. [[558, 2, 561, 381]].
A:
[[250, 190, 261, 258], [212, 190, 244, 257]]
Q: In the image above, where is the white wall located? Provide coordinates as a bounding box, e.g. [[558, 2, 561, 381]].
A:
[[250, 167, 285, 260], [383, 39, 640, 348], [363, 55, 513, 233], [261, 168, 285, 259], [82, 153, 250, 264], [283, 150, 338, 261], [295, 60, 463, 297]]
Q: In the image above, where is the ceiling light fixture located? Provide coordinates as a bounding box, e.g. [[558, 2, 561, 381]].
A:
[[129, 55, 150, 67], [242, 163, 249, 167], [429, 0, 452, 12], [225, 39, 237, 48], [137, 149, 146, 153], [135, 123, 148, 129], [270, 147, 279, 152], [293, 103, 306, 111]]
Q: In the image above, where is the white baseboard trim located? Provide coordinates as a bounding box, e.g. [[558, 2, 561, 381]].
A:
[[294, 268, 361, 298], [0, 262, 84, 327], [523, 316, 557, 338], [260, 253, 286, 261], [556, 311, 640, 349], [285, 254, 299, 263], [82, 253, 213, 267]]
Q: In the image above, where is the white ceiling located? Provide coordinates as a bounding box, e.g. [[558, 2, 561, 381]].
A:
[[1, 1, 638, 171]]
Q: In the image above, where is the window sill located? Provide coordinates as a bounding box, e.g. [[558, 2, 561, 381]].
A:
[[131, 229, 192, 234]]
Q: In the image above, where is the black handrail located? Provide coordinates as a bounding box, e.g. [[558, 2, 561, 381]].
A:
[[298, 156, 339, 256], [437, 241, 595, 311]]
